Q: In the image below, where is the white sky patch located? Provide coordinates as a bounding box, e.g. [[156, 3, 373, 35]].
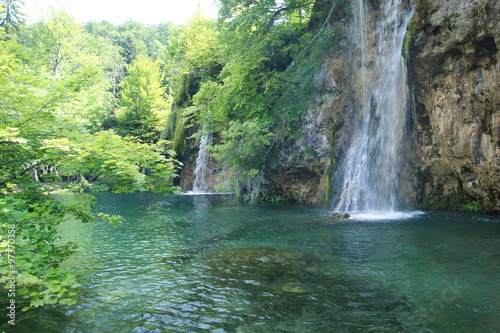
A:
[[23, 0, 219, 25]]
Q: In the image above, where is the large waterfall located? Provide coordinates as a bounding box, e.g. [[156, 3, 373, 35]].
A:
[[335, 0, 414, 212], [192, 131, 212, 193]]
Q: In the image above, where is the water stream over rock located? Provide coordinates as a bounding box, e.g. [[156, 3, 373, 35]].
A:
[[335, 0, 414, 212], [192, 131, 212, 193]]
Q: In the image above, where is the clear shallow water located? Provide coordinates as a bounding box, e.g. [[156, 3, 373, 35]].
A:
[[3, 193, 499, 332]]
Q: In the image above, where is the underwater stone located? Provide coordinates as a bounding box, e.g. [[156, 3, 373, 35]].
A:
[[331, 213, 350, 219]]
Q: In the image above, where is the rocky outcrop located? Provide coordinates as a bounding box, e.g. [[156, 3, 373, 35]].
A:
[[408, 0, 500, 212], [265, 56, 353, 204], [179, 143, 224, 192]]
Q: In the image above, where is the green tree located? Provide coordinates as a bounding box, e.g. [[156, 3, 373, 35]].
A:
[[0, 0, 25, 39], [54, 31, 123, 131], [22, 11, 83, 75], [0, 35, 180, 310], [163, 9, 222, 109], [179, 0, 344, 199], [160, 11, 223, 156], [83, 21, 128, 113], [212, 119, 274, 181], [166, 9, 220, 76], [114, 21, 167, 64], [22, 13, 128, 131], [115, 55, 170, 142]]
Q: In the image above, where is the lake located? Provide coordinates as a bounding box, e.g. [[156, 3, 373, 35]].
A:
[[3, 192, 499, 332]]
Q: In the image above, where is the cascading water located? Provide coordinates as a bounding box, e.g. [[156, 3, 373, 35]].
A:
[[335, 0, 414, 212], [192, 131, 212, 193]]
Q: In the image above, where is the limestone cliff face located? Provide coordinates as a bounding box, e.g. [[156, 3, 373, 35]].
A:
[[265, 52, 354, 205], [408, 0, 500, 212], [179, 143, 223, 192]]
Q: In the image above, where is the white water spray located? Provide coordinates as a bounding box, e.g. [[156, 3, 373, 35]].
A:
[[335, 0, 413, 212], [192, 131, 212, 193]]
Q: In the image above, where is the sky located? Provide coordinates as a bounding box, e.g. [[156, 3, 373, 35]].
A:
[[23, 0, 220, 25]]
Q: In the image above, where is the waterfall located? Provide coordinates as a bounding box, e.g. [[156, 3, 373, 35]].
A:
[[192, 131, 212, 193], [335, 0, 413, 212]]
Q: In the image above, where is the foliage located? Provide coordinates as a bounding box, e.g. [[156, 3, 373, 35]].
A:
[[161, 11, 222, 154], [0, 0, 349, 309], [0, 188, 95, 310], [272, 24, 339, 132], [165, 9, 220, 75], [42, 131, 181, 194], [460, 201, 482, 212], [0, 33, 180, 310], [211, 119, 274, 197], [21, 11, 85, 75], [115, 55, 171, 142], [0, 37, 92, 185], [19, 11, 123, 134], [402, 28, 412, 59], [261, 193, 289, 202], [212, 119, 274, 172], [114, 21, 173, 64], [178, 0, 344, 195], [0, 0, 25, 39]]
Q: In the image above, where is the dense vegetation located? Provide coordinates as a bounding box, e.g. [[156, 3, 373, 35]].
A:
[[166, 0, 347, 198], [0, 0, 347, 310]]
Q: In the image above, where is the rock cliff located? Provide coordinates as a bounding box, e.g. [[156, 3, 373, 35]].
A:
[[268, 0, 500, 212], [408, 0, 500, 212], [181, 0, 499, 212], [265, 46, 353, 205]]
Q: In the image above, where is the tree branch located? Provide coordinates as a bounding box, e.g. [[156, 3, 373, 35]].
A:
[[0, 160, 49, 187]]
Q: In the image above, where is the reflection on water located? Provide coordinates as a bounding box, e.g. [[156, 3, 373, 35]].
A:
[[2, 193, 499, 332]]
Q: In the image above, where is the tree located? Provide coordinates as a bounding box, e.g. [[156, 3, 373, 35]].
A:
[[115, 55, 170, 142], [165, 9, 221, 75], [212, 119, 274, 183], [22, 11, 84, 75], [21, 13, 128, 133], [0, 0, 25, 39], [0, 36, 180, 310], [115, 21, 149, 64]]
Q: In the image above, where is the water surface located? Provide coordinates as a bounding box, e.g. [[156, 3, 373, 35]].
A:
[[3, 192, 499, 332]]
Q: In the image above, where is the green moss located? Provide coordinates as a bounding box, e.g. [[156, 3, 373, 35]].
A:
[[305, 146, 316, 157], [160, 108, 177, 141], [172, 110, 187, 156], [459, 201, 482, 212], [261, 194, 289, 203], [402, 28, 412, 59], [160, 105, 187, 156], [324, 171, 334, 209]]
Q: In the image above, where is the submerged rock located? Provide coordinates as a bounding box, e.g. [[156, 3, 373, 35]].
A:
[[281, 282, 312, 293], [213, 246, 314, 268], [332, 212, 350, 219], [209, 246, 320, 283]]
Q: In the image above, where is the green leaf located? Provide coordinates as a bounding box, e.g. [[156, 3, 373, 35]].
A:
[[30, 299, 45, 308]]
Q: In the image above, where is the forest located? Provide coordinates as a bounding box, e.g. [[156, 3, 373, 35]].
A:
[[0, 0, 348, 312]]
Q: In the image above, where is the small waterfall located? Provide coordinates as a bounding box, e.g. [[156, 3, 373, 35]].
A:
[[335, 0, 413, 212], [192, 131, 212, 193]]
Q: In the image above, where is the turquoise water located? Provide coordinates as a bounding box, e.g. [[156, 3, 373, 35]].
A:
[[2, 192, 499, 332]]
